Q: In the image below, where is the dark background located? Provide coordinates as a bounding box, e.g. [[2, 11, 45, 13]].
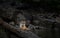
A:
[[0, 0, 60, 38]]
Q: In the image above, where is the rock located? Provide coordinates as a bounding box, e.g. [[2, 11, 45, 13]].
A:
[[56, 17, 60, 23]]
